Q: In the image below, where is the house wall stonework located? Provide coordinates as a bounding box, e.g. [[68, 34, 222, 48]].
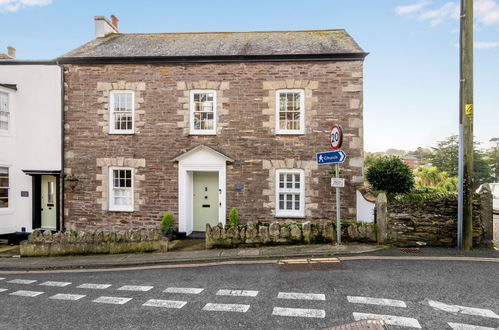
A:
[[63, 61, 364, 232]]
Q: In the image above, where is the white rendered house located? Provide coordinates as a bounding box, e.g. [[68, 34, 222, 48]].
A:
[[0, 52, 62, 242]]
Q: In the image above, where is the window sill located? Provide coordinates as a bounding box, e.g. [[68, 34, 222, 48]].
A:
[[275, 214, 306, 219], [189, 132, 217, 136], [109, 131, 135, 135], [108, 209, 134, 213], [275, 132, 304, 136]]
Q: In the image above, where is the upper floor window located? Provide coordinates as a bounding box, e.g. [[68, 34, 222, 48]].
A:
[[109, 167, 134, 212], [275, 90, 305, 135], [275, 169, 305, 218], [0, 92, 9, 132], [190, 90, 216, 135], [109, 91, 134, 134], [0, 167, 9, 209]]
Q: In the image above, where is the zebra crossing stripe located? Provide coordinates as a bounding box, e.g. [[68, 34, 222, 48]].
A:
[[353, 313, 421, 328], [8, 279, 36, 284], [117, 285, 153, 292], [49, 294, 86, 301], [448, 322, 496, 330], [9, 290, 44, 297], [77, 283, 111, 289], [347, 296, 407, 308], [0, 278, 5, 280], [202, 303, 250, 313], [93, 296, 132, 305], [216, 289, 259, 297], [277, 292, 326, 301], [163, 287, 204, 294], [40, 281, 71, 287], [272, 307, 326, 318], [0, 289, 7, 293], [428, 300, 499, 319], [143, 299, 187, 309]]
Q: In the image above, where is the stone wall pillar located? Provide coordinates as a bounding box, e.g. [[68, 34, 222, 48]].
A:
[[479, 185, 493, 246], [375, 193, 387, 244]]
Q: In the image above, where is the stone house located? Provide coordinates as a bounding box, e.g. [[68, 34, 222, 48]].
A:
[[58, 16, 367, 235]]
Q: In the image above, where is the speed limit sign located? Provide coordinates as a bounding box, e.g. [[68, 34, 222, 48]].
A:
[[330, 124, 343, 150]]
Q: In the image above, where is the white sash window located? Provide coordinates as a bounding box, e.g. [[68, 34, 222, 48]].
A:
[[190, 90, 216, 135], [0, 92, 9, 132], [276, 169, 305, 217], [109, 168, 133, 212], [276, 89, 305, 135], [0, 167, 9, 209], [109, 91, 134, 134]]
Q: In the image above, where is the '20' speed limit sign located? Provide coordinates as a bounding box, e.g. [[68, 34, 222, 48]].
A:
[[330, 124, 343, 150]]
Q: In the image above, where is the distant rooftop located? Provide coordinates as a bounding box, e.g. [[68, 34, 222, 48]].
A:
[[59, 29, 367, 63]]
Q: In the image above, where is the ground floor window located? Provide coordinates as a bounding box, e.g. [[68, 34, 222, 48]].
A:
[[0, 167, 9, 208], [275, 169, 304, 217], [109, 167, 133, 212]]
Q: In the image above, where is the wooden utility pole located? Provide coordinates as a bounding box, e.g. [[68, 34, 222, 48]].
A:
[[459, 0, 474, 250]]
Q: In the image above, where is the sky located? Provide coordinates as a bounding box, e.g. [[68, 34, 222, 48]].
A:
[[1, 0, 498, 152]]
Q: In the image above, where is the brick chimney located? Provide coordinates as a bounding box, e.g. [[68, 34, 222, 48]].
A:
[[7, 46, 15, 59], [94, 15, 119, 38]]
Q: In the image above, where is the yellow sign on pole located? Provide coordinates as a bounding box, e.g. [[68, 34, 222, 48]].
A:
[[465, 104, 473, 116]]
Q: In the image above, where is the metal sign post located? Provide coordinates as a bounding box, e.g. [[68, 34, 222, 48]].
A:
[[335, 163, 341, 244]]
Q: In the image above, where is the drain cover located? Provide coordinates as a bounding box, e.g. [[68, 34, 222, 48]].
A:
[[277, 257, 347, 272], [399, 248, 422, 254]]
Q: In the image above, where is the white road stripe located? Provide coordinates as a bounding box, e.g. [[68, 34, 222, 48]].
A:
[[216, 289, 259, 297], [202, 303, 250, 313], [448, 322, 496, 330], [77, 283, 112, 289], [353, 312, 421, 328], [277, 292, 326, 301], [9, 290, 44, 297], [49, 294, 85, 301], [40, 281, 71, 287], [93, 296, 132, 305], [163, 287, 204, 294], [428, 300, 499, 319], [0, 289, 7, 293], [272, 307, 326, 318], [8, 279, 36, 284], [143, 299, 187, 309], [117, 285, 153, 292], [0, 278, 5, 280], [347, 296, 407, 308]]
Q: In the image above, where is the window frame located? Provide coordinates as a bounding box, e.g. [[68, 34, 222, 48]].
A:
[[275, 169, 305, 218], [109, 90, 135, 135], [0, 166, 10, 211], [275, 89, 305, 135], [0, 90, 10, 134], [108, 167, 134, 212], [189, 90, 217, 135]]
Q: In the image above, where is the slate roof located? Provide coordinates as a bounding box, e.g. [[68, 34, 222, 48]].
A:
[[59, 29, 366, 62]]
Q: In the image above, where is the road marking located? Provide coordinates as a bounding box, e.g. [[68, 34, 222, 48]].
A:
[[277, 292, 326, 301], [117, 285, 153, 292], [9, 290, 44, 297], [353, 312, 421, 328], [0, 289, 7, 293], [0, 277, 5, 280], [40, 281, 71, 287], [93, 296, 132, 305], [448, 322, 496, 330], [163, 287, 204, 294], [347, 296, 407, 308], [8, 279, 36, 284], [49, 294, 86, 301], [143, 299, 187, 309], [77, 283, 112, 289], [202, 303, 250, 313], [428, 300, 499, 319], [216, 289, 259, 297], [272, 307, 326, 318]]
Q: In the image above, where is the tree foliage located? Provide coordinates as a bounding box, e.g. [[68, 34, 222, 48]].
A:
[[414, 166, 458, 193], [365, 156, 415, 193]]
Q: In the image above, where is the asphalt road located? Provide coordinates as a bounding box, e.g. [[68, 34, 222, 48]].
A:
[[0, 257, 498, 330]]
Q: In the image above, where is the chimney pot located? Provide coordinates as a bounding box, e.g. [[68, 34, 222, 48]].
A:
[[111, 15, 119, 29], [7, 46, 16, 59]]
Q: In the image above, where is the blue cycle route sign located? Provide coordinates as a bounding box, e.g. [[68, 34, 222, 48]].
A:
[[316, 150, 347, 165]]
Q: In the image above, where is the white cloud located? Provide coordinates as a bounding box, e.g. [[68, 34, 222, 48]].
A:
[[395, 0, 430, 15], [0, 0, 52, 13], [397, 0, 499, 26], [475, 41, 499, 49]]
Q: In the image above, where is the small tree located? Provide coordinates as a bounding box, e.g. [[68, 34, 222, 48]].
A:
[[366, 156, 414, 193], [228, 208, 240, 227], [161, 212, 174, 233]]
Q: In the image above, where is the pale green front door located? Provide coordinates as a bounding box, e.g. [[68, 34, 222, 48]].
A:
[[41, 175, 57, 230], [193, 172, 219, 231]]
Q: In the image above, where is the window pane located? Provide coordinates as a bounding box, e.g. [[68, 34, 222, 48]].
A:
[[294, 194, 300, 210], [294, 174, 300, 188], [286, 194, 293, 210]]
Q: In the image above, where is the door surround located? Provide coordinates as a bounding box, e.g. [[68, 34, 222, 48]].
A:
[[173, 145, 233, 235]]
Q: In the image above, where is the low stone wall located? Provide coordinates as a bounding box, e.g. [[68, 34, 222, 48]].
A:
[[20, 229, 168, 257], [375, 191, 492, 247], [205, 221, 377, 248]]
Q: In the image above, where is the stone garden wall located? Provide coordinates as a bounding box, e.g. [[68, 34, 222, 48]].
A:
[[20, 229, 168, 257], [205, 221, 377, 248]]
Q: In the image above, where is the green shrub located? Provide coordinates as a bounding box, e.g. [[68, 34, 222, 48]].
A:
[[161, 212, 174, 233], [366, 156, 415, 194], [228, 208, 240, 227]]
